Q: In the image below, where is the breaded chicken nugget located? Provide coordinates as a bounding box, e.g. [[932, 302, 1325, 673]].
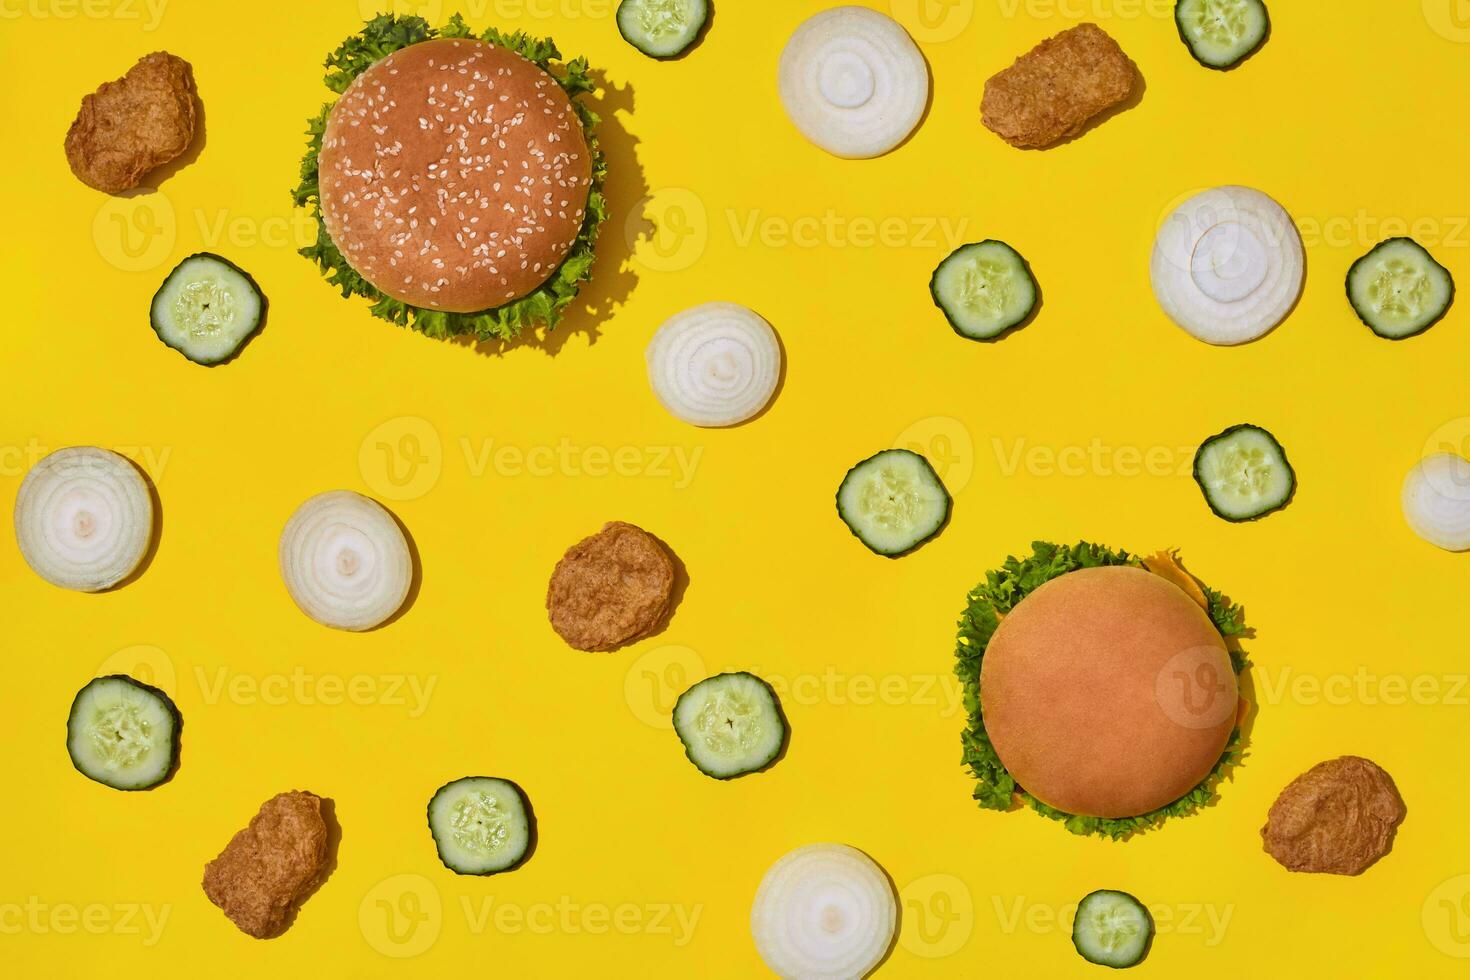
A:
[[547, 522, 677, 652], [1261, 757, 1405, 876], [65, 52, 198, 193], [203, 791, 330, 938], [982, 23, 1136, 149]]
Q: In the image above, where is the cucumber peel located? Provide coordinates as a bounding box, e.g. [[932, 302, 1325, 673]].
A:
[[427, 776, 533, 875], [836, 449, 952, 557], [930, 240, 1039, 341], [1175, 0, 1269, 69], [673, 672, 787, 779], [66, 675, 181, 791], [1073, 889, 1154, 968], [617, 0, 709, 59], [1193, 423, 1296, 522], [150, 253, 265, 365], [1347, 237, 1455, 340]]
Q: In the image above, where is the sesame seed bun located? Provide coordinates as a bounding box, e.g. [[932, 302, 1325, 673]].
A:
[[318, 38, 592, 314], [979, 565, 1237, 819]]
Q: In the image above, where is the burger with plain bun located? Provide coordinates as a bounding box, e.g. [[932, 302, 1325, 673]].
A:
[[293, 14, 607, 341], [956, 542, 1248, 838]]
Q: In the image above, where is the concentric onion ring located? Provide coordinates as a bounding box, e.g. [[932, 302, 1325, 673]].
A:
[[1402, 453, 1470, 552], [778, 7, 929, 159], [750, 843, 897, 980], [1151, 185, 1304, 345], [646, 302, 782, 427], [279, 490, 412, 631], [14, 446, 153, 592]]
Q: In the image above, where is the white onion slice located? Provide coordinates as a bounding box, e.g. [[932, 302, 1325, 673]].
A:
[[646, 302, 782, 427], [1403, 453, 1470, 551], [750, 843, 897, 980], [1150, 186, 1304, 345], [778, 7, 929, 159], [279, 490, 412, 631], [14, 447, 154, 592]]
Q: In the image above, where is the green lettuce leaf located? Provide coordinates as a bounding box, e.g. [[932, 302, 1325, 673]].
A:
[[955, 541, 1249, 840], [291, 13, 609, 342]]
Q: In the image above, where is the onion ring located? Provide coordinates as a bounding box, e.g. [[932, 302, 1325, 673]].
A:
[[1151, 185, 1304, 345], [646, 302, 781, 427], [279, 490, 412, 631], [14, 447, 153, 592], [778, 7, 929, 159]]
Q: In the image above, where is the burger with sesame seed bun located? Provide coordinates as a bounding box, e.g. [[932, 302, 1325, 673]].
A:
[[293, 14, 607, 342]]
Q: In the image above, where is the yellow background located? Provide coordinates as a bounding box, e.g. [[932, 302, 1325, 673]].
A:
[[4, 0, 1470, 975]]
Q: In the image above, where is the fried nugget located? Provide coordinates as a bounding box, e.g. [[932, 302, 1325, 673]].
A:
[[1261, 757, 1406, 876], [203, 791, 330, 938], [981, 23, 1136, 149], [65, 51, 198, 194], [547, 522, 677, 652]]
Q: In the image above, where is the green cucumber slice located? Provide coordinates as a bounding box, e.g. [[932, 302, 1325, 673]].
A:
[[673, 672, 786, 779], [1193, 423, 1295, 522], [837, 449, 951, 556], [1347, 237, 1455, 340], [930, 240, 1038, 340], [617, 0, 709, 59], [66, 675, 180, 790], [1175, 0, 1269, 69], [427, 777, 532, 875], [1072, 890, 1153, 968], [149, 252, 265, 365]]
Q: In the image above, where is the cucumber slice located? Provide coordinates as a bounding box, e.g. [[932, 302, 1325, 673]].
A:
[[149, 252, 265, 365], [617, 0, 708, 59], [66, 675, 180, 790], [930, 240, 1038, 340], [673, 672, 786, 779], [1347, 237, 1455, 340], [1175, 0, 1269, 69], [1072, 890, 1153, 968], [427, 777, 532, 875], [1193, 423, 1295, 522], [836, 449, 951, 556]]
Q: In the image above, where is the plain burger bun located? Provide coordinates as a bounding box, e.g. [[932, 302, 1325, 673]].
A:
[[318, 38, 592, 314], [979, 565, 1238, 819]]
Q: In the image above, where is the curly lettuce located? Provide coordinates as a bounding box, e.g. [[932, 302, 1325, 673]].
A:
[[290, 13, 609, 342], [955, 541, 1249, 840]]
